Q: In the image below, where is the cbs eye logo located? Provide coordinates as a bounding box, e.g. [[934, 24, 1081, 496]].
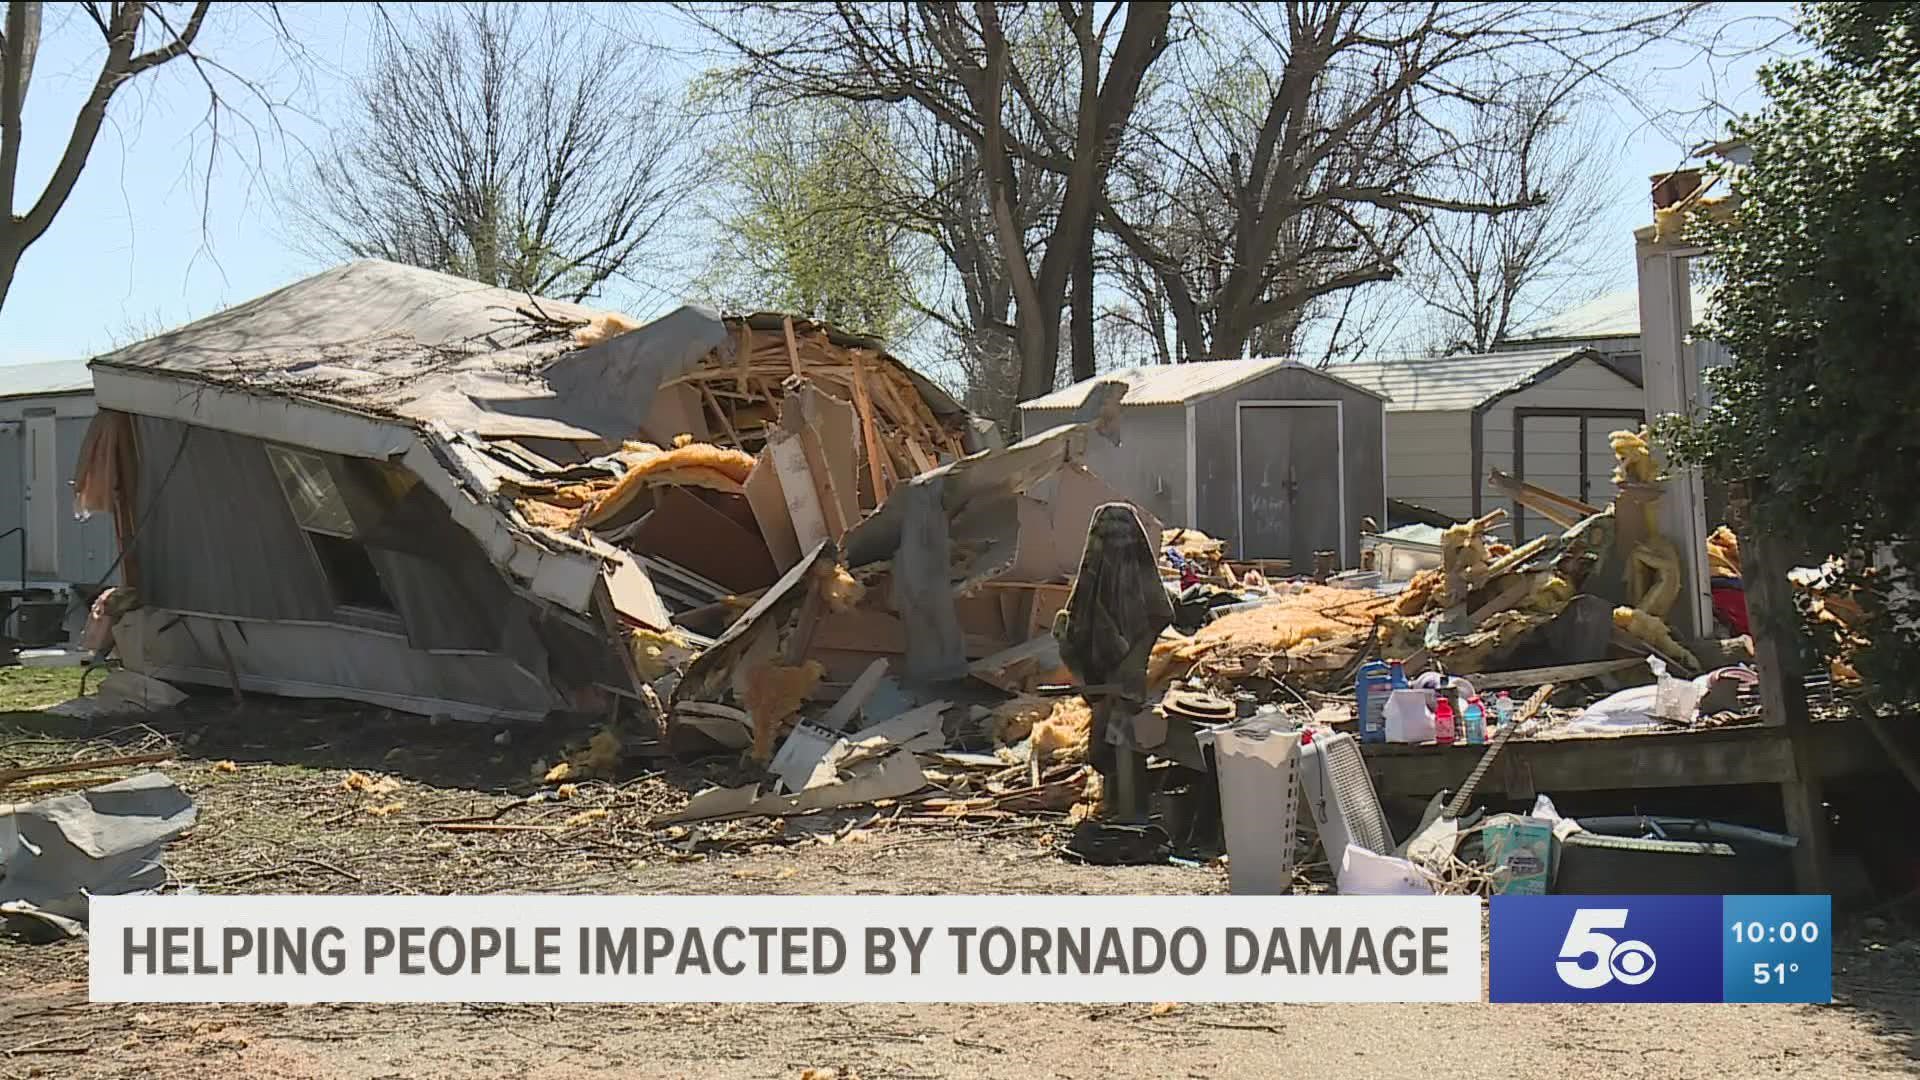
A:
[[1555, 909, 1658, 989]]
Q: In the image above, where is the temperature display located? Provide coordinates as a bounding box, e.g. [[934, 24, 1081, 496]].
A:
[[1491, 895, 1832, 1003], [1723, 895, 1831, 1004]]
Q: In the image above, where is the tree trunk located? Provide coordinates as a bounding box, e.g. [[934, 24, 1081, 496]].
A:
[[1014, 307, 1062, 402], [1069, 224, 1095, 382]]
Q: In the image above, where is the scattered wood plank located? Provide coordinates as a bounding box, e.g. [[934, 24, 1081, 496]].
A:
[[1488, 468, 1600, 527], [0, 751, 173, 789], [1465, 572, 1539, 628], [768, 429, 831, 552], [1469, 657, 1647, 690], [1483, 533, 1555, 580], [782, 316, 803, 376], [820, 658, 891, 732]]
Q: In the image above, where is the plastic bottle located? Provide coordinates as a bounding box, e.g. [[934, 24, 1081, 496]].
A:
[[1494, 690, 1515, 733], [1463, 695, 1486, 745], [1356, 660, 1392, 743], [1433, 695, 1455, 746], [1388, 659, 1408, 691]]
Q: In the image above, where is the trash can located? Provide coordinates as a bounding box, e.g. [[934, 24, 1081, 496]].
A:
[[1203, 718, 1301, 895]]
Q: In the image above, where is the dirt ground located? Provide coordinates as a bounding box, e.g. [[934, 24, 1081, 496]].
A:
[[3, 677, 1918, 1080]]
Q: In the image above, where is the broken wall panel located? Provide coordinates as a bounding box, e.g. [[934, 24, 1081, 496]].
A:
[[115, 608, 559, 722], [623, 485, 778, 595], [130, 415, 336, 621], [356, 477, 525, 652]]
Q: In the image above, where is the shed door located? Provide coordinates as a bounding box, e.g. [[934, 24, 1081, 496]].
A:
[[1513, 408, 1644, 541], [1237, 403, 1341, 566]]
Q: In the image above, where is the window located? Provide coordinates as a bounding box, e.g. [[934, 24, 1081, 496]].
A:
[[265, 445, 356, 536], [266, 444, 397, 614], [307, 532, 396, 610]]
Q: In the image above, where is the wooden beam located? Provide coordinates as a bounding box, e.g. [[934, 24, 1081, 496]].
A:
[[1483, 533, 1554, 580], [736, 322, 753, 395], [0, 751, 174, 788], [1362, 725, 1799, 799], [700, 383, 741, 448], [782, 316, 804, 377], [1465, 572, 1538, 627], [1469, 657, 1647, 690], [1487, 468, 1601, 528], [848, 349, 891, 503], [1739, 489, 1828, 892]]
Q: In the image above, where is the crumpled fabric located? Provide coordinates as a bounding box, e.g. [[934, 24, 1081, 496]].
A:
[[1055, 503, 1174, 772]]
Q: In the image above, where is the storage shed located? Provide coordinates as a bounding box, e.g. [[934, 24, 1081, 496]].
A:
[[1018, 359, 1386, 568], [0, 360, 117, 589], [1331, 347, 1644, 541]]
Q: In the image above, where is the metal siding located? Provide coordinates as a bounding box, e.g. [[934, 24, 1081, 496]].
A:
[[0, 422, 21, 581], [1383, 410, 1474, 522], [0, 395, 115, 586], [116, 608, 558, 723], [130, 415, 338, 620], [1075, 405, 1188, 527]]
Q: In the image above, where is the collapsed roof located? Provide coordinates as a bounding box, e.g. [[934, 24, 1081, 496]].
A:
[[84, 261, 1117, 729]]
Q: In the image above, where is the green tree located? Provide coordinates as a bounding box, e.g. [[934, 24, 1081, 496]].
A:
[[702, 103, 923, 341], [1667, 2, 1920, 707]]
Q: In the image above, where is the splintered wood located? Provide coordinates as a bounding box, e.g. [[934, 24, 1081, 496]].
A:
[[661, 316, 968, 510]]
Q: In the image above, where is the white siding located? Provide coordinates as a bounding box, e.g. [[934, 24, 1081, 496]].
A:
[[1382, 410, 1474, 522], [1481, 358, 1645, 540]]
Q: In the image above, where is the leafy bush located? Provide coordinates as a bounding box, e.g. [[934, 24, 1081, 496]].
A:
[[1665, 3, 1920, 708]]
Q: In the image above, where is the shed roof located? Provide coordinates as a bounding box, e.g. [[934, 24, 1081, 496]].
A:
[[0, 359, 93, 399], [1019, 357, 1383, 411], [1329, 347, 1633, 413]]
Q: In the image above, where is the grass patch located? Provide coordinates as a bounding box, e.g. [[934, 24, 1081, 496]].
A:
[[0, 665, 85, 712]]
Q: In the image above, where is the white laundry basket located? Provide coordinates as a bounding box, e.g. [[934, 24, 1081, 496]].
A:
[[1205, 719, 1303, 895]]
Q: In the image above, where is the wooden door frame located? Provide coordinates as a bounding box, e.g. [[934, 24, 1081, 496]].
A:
[[1233, 399, 1346, 563]]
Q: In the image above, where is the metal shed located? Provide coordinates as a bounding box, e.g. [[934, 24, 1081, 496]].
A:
[[1331, 347, 1646, 540], [0, 360, 117, 590], [1018, 359, 1386, 568]]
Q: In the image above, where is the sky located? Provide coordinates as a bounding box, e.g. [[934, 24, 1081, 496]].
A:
[[0, 2, 1803, 369]]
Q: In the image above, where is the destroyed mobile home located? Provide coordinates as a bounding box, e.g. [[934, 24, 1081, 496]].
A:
[[65, 260, 1137, 789], [29, 257, 1849, 911]]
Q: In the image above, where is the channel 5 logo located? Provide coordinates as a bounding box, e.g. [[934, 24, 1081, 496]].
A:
[[1491, 896, 1722, 1002]]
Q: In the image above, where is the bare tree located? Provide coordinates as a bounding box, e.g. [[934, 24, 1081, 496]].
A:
[[893, 121, 1047, 426], [1408, 93, 1619, 354], [2, 2, 291, 312], [686, 2, 1176, 401], [285, 2, 698, 303], [1101, 2, 1709, 362]]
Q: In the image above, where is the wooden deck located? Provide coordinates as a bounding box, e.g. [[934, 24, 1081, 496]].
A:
[[1359, 718, 1917, 803]]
